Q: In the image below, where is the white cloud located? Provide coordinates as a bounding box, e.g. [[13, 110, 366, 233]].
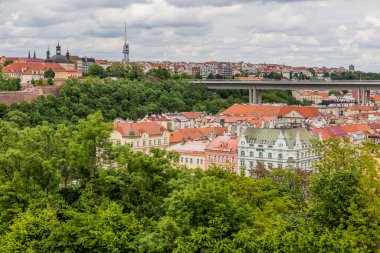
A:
[[1, 0, 380, 71]]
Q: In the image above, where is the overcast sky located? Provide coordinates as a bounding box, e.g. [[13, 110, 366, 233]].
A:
[[2, 0, 380, 71]]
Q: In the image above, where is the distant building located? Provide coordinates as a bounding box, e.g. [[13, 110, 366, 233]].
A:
[[46, 42, 71, 64], [238, 128, 318, 174], [81, 57, 95, 73], [349, 64, 355, 72]]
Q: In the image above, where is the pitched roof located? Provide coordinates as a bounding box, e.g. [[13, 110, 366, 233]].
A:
[[205, 135, 239, 153], [169, 126, 227, 144], [167, 140, 210, 154], [2, 62, 67, 74], [245, 128, 316, 147], [340, 124, 371, 133], [113, 122, 167, 137], [221, 104, 321, 118], [181, 112, 203, 120], [324, 126, 347, 137], [221, 104, 283, 117], [279, 106, 321, 118]]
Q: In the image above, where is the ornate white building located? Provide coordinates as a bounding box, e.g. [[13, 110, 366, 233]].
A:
[[238, 128, 318, 175]]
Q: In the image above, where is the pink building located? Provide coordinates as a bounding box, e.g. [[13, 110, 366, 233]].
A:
[[205, 135, 239, 173]]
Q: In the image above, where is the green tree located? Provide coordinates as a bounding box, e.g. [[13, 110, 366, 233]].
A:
[[88, 64, 106, 78], [44, 69, 55, 79]]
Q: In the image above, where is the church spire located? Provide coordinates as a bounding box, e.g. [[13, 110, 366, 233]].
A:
[[28, 50, 31, 58], [46, 46, 50, 60], [56, 41, 61, 55], [33, 50, 36, 59], [66, 47, 70, 60]]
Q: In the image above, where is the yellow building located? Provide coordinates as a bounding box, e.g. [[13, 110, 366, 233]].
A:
[[111, 121, 170, 153]]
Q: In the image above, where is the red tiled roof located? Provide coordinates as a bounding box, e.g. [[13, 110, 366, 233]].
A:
[[2, 62, 67, 74], [324, 126, 347, 137], [113, 122, 167, 137], [279, 106, 321, 118], [170, 126, 227, 144], [311, 128, 332, 139], [205, 135, 239, 153], [221, 104, 320, 118], [181, 112, 203, 120], [340, 124, 371, 133]]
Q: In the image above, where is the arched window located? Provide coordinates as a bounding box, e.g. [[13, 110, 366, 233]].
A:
[[301, 153, 304, 159], [241, 151, 245, 156], [279, 143, 283, 147], [259, 152, 263, 158], [268, 153, 272, 159], [278, 154, 283, 159], [250, 151, 254, 157]]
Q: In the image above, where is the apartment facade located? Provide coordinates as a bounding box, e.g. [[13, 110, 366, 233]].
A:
[[111, 121, 170, 153], [238, 128, 318, 175]]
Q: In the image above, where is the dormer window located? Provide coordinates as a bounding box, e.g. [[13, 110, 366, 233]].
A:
[[260, 140, 266, 144]]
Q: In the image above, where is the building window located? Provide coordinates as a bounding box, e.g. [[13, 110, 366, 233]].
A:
[[190, 158, 193, 164], [240, 160, 245, 166], [185, 158, 188, 163], [208, 155, 211, 161], [200, 159, 203, 165], [149, 140, 152, 146], [250, 161, 254, 167], [241, 151, 245, 156], [154, 140, 156, 145], [278, 163, 283, 169], [279, 144, 283, 147], [268, 163, 273, 169], [164, 138, 168, 144], [181, 157, 183, 163], [232, 157, 235, 163], [158, 139, 161, 145], [136, 141, 139, 147], [259, 152, 263, 158], [278, 154, 283, 159], [260, 140, 266, 144], [214, 156, 217, 161], [143, 140, 146, 146], [250, 151, 254, 157], [268, 153, 272, 159]]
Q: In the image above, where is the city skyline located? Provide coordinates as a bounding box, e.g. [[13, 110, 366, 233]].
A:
[[2, 0, 380, 71]]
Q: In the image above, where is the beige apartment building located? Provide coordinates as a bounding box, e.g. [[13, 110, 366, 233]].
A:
[[111, 121, 170, 153]]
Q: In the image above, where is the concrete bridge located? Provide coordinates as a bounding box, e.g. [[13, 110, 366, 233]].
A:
[[190, 80, 380, 105]]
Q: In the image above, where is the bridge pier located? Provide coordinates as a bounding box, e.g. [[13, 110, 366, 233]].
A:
[[249, 88, 262, 104], [357, 86, 370, 105]]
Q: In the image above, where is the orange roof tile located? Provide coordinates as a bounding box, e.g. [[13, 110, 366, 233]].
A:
[[170, 126, 227, 144], [181, 112, 203, 120], [340, 124, 371, 133], [113, 122, 167, 137]]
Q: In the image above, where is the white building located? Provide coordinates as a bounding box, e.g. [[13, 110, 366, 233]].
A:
[[238, 128, 318, 175]]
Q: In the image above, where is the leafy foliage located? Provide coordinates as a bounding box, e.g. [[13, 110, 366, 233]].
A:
[[0, 121, 377, 252]]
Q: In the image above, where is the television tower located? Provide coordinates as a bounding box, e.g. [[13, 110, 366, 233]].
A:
[[122, 22, 129, 62]]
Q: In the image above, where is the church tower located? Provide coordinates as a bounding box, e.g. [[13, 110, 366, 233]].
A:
[[33, 50, 36, 59], [122, 22, 129, 62], [46, 46, 50, 60], [28, 50, 31, 58], [66, 48, 70, 60], [56, 41, 61, 55]]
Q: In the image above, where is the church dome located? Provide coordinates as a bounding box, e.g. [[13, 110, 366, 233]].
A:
[[51, 54, 71, 64]]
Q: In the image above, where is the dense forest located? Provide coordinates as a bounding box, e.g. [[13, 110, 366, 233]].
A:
[[0, 113, 378, 252], [0, 78, 306, 128]]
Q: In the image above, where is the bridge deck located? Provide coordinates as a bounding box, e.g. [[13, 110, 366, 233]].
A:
[[190, 80, 380, 91]]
